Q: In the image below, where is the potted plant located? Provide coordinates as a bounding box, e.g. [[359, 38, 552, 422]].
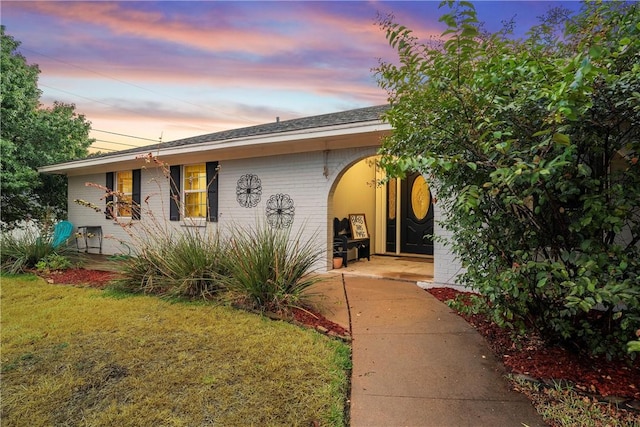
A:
[[333, 257, 343, 269], [332, 247, 343, 269]]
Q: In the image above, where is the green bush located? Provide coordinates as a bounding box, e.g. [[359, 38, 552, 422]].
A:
[[222, 222, 324, 313], [376, 2, 640, 359], [1, 221, 57, 273], [113, 228, 227, 299], [111, 222, 325, 314], [35, 253, 72, 272]]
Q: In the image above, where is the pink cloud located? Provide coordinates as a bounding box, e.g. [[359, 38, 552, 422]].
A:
[[13, 1, 440, 62], [16, 2, 308, 55], [6, 0, 448, 153]]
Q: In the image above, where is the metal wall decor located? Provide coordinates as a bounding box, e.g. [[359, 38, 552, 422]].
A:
[[265, 193, 295, 228], [236, 174, 262, 208]]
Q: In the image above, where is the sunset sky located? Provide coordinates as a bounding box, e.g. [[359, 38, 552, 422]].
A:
[[2, 1, 580, 153]]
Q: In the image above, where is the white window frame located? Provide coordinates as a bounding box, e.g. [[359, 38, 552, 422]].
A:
[[183, 164, 207, 219], [115, 170, 133, 218]]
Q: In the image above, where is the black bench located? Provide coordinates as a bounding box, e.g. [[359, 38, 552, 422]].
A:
[[333, 217, 370, 267]]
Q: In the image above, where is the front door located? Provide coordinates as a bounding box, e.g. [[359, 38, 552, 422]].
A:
[[400, 172, 434, 255]]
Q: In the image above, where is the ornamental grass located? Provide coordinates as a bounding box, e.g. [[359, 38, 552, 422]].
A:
[[221, 222, 325, 313], [113, 227, 228, 299]]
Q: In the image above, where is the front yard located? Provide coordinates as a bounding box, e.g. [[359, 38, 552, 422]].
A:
[[0, 275, 350, 426]]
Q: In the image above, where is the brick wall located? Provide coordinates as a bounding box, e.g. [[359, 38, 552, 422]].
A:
[[67, 147, 377, 268], [65, 147, 463, 286], [432, 200, 466, 289]]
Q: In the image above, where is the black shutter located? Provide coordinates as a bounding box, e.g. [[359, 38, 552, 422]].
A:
[[206, 161, 219, 222], [169, 165, 181, 221], [132, 169, 141, 220], [105, 172, 114, 219]]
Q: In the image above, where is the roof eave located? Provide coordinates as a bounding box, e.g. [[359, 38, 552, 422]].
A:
[[39, 120, 392, 176]]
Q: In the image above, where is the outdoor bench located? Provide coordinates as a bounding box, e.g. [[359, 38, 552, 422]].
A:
[[333, 217, 370, 267]]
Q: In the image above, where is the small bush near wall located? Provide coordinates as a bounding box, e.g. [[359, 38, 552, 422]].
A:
[[112, 223, 324, 313]]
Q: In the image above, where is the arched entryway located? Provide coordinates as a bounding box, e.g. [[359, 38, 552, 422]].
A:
[[331, 156, 435, 259]]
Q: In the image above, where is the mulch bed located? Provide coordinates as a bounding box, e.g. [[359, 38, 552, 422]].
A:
[[291, 307, 350, 339], [428, 287, 640, 409], [40, 268, 119, 287]]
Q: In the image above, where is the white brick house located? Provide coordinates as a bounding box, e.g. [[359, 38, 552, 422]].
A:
[[40, 105, 462, 287]]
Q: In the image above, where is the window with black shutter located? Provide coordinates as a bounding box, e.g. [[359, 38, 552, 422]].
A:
[[169, 162, 219, 222], [106, 170, 141, 220]]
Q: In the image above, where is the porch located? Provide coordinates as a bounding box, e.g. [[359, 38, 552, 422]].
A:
[[327, 254, 433, 284]]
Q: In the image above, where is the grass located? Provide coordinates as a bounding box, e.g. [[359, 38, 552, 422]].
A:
[[1, 275, 350, 426], [509, 375, 640, 427]]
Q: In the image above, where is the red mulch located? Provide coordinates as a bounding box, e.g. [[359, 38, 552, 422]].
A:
[[291, 307, 350, 338], [40, 268, 120, 287], [428, 287, 640, 403]]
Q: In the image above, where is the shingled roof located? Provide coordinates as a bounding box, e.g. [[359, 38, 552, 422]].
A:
[[92, 104, 390, 159]]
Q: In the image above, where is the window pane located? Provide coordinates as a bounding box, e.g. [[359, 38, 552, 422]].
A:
[[185, 192, 207, 218], [118, 195, 132, 217], [116, 171, 133, 217], [185, 164, 206, 191], [117, 171, 133, 194]]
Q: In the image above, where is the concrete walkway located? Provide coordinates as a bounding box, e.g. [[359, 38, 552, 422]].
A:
[[310, 275, 546, 427]]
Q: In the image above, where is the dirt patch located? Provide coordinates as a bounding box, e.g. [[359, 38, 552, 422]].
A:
[[427, 287, 640, 406]]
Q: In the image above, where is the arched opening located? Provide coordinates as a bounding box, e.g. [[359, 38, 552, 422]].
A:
[[328, 156, 435, 279]]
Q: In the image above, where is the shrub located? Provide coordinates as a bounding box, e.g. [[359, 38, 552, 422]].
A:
[[376, 2, 640, 360], [35, 253, 72, 272], [0, 219, 59, 273], [222, 222, 324, 313]]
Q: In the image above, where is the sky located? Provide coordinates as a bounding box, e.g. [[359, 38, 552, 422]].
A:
[[1, 1, 581, 153]]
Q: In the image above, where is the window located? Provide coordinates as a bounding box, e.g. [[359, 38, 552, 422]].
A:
[[106, 170, 141, 220], [169, 162, 218, 222], [184, 164, 207, 218], [116, 171, 133, 217]]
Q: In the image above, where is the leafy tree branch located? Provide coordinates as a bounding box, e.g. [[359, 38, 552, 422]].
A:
[[1, 26, 94, 228]]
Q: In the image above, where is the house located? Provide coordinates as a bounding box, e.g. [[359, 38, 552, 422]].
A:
[[39, 105, 463, 287]]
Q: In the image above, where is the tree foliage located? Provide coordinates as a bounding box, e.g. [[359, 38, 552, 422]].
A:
[[375, 1, 640, 359], [1, 26, 94, 228]]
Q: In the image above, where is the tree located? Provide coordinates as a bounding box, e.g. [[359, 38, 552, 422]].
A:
[[1, 26, 94, 228], [375, 1, 639, 359]]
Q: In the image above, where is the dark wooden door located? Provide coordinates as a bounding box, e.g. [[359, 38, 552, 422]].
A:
[[400, 172, 434, 255]]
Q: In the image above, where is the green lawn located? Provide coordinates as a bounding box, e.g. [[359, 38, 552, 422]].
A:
[[0, 275, 350, 426]]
